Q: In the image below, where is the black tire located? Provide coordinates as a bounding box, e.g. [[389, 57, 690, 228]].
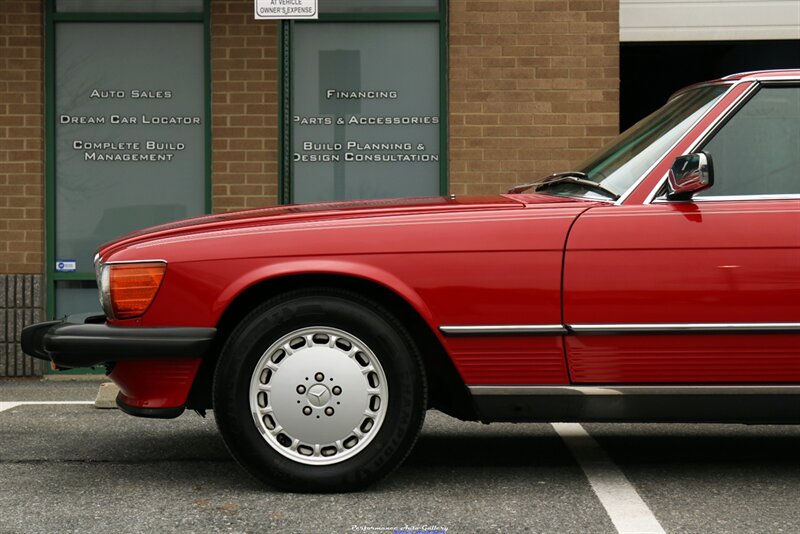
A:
[[212, 288, 427, 492]]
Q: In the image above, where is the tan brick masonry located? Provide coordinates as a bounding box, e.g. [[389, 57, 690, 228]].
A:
[[0, 0, 43, 275], [449, 0, 619, 195]]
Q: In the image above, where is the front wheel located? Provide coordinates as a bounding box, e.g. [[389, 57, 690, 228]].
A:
[[212, 289, 427, 492]]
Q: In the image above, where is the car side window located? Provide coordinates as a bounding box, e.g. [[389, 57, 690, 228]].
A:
[[697, 86, 800, 197]]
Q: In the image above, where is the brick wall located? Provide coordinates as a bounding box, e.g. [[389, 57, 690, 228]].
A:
[[211, 0, 279, 213], [0, 0, 44, 275], [449, 0, 620, 195], [0, 274, 43, 376], [0, 0, 620, 240]]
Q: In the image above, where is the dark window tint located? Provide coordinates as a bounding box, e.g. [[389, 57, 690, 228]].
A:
[[699, 86, 800, 197]]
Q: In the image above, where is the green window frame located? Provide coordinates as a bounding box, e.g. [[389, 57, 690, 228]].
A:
[[43, 0, 212, 322], [278, 1, 449, 204]]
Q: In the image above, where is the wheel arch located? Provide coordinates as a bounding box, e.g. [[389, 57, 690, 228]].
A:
[[187, 271, 476, 420]]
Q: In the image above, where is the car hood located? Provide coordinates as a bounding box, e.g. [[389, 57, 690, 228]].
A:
[[97, 193, 598, 259]]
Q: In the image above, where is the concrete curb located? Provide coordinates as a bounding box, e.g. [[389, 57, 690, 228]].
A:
[[44, 374, 109, 382], [94, 382, 120, 409]]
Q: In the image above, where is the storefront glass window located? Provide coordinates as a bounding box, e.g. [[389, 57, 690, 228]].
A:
[[54, 22, 206, 272], [290, 22, 441, 203], [54, 281, 99, 318]]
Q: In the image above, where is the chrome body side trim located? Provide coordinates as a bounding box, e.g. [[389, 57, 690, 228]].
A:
[[438, 325, 566, 336], [439, 322, 800, 337], [569, 323, 800, 334], [469, 385, 800, 396]]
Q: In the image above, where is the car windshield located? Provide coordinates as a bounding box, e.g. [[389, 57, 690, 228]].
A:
[[536, 84, 731, 200]]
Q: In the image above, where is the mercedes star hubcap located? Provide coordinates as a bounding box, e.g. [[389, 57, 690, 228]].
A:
[[249, 326, 389, 465]]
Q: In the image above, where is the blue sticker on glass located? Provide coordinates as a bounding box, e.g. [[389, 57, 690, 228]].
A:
[[55, 260, 77, 272]]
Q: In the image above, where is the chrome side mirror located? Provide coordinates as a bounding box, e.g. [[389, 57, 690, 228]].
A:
[[667, 152, 713, 200]]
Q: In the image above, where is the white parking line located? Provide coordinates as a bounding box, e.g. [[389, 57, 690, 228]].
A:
[[0, 402, 20, 412], [552, 422, 666, 534], [0, 401, 94, 413]]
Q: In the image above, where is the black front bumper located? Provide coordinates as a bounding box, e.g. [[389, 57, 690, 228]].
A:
[[21, 314, 216, 368]]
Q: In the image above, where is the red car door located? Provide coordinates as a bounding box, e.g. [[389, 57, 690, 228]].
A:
[[563, 83, 800, 384], [563, 200, 800, 383]]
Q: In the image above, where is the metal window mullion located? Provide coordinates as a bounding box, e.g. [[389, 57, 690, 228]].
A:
[[279, 21, 293, 205], [45, 0, 57, 321], [439, 0, 448, 194], [52, 12, 204, 22]]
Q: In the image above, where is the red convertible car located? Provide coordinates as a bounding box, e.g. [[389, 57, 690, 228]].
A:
[[23, 70, 800, 492]]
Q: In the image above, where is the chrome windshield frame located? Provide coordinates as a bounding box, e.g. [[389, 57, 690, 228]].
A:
[[606, 81, 742, 206]]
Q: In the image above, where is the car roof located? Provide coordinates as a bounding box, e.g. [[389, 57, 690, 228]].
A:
[[719, 69, 800, 81], [669, 69, 800, 100]]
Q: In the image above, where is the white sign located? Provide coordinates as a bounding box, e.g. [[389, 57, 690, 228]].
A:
[[255, 0, 318, 19], [55, 260, 77, 273]]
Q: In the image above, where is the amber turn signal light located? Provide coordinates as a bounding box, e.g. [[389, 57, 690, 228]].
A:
[[106, 262, 166, 320]]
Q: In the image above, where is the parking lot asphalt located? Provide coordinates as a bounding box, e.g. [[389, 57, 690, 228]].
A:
[[2, 378, 800, 534]]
